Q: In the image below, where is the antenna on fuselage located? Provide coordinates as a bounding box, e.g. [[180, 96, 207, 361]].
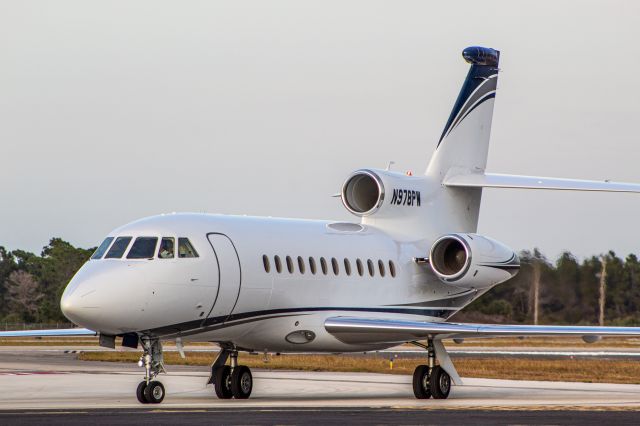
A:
[[385, 161, 395, 171]]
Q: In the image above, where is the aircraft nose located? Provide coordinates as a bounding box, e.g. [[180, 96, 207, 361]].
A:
[[60, 260, 145, 334], [60, 290, 82, 321], [60, 280, 101, 327]]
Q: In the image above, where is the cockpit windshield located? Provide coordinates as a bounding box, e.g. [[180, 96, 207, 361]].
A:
[[93, 235, 198, 260], [158, 237, 175, 259], [178, 238, 199, 258], [91, 237, 114, 260], [127, 237, 158, 259], [105, 236, 132, 259]]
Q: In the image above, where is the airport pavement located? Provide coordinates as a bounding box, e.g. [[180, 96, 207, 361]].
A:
[[1, 409, 639, 425], [1, 350, 640, 424]]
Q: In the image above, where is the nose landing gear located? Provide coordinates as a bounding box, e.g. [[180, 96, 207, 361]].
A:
[[136, 337, 166, 404], [208, 344, 253, 399]]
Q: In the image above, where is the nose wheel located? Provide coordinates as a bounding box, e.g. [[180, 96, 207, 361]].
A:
[[136, 380, 165, 404], [136, 337, 166, 404]]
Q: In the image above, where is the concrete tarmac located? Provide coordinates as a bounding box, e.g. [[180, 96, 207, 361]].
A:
[[1, 350, 640, 410], [1, 350, 640, 424]]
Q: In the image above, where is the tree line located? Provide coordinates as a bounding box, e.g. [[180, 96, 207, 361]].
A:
[[1, 239, 640, 326]]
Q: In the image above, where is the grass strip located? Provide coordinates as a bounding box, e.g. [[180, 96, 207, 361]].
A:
[[77, 351, 640, 384]]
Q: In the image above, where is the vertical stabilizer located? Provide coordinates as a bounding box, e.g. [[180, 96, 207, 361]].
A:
[[425, 46, 500, 234]]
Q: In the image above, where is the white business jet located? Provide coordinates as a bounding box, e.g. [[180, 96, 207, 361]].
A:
[[5, 46, 640, 404]]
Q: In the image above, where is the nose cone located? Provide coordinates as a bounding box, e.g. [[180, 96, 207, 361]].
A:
[[60, 260, 146, 334], [60, 289, 88, 325], [60, 266, 102, 329]]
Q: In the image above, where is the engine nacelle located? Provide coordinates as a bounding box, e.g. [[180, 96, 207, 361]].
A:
[[341, 169, 426, 218], [429, 233, 519, 289]]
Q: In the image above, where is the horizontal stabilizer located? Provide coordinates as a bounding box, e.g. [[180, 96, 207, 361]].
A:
[[444, 173, 640, 193], [325, 316, 640, 345], [0, 328, 97, 338]]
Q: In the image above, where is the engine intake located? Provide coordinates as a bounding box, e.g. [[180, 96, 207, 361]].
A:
[[430, 235, 470, 279], [429, 233, 519, 289], [342, 170, 384, 216]]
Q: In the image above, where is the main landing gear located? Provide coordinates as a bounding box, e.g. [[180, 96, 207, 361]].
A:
[[411, 338, 459, 399], [136, 337, 166, 404], [208, 345, 253, 399]]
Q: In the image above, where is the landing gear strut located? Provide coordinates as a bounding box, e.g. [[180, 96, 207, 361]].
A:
[[411, 338, 459, 400], [208, 344, 253, 399], [136, 337, 166, 404]]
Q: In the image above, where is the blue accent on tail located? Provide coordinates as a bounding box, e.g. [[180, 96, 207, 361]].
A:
[[438, 47, 500, 146]]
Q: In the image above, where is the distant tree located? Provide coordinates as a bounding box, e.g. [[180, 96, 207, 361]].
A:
[[603, 251, 626, 323], [0, 247, 17, 316], [579, 256, 602, 325], [549, 251, 582, 324], [4, 270, 43, 322], [36, 239, 93, 321], [5, 239, 93, 322]]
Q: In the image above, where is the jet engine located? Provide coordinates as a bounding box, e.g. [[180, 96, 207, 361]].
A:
[[429, 233, 519, 289], [341, 169, 426, 218]]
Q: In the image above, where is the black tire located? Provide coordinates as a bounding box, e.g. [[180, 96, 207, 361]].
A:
[[214, 365, 233, 399], [231, 365, 253, 399], [429, 366, 451, 399], [136, 381, 148, 404], [412, 365, 431, 399], [144, 380, 165, 404]]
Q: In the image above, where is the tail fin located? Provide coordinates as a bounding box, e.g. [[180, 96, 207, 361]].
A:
[[427, 46, 499, 177], [425, 46, 500, 233]]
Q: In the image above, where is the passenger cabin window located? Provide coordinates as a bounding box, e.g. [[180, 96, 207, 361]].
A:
[[367, 259, 375, 277], [91, 237, 114, 260], [309, 257, 317, 275], [104, 236, 132, 259], [320, 257, 328, 275], [158, 237, 175, 259], [389, 260, 396, 278], [178, 238, 199, 258], [344, 259, 352, 276], [356, 259, 364, 276], [297, 256, 305, 274], [274, 255, 282, 273], [262, 255, 270, 273], [331, 258, 339, 275], [127, 237, 158, 259], [286, 256, 294, 273], [378, 259, 386, 277]]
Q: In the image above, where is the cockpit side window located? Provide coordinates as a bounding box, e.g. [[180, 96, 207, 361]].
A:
[[127, 237, 158, 259], [91, 237, 114, 260], [158, 237, 175, 259], [105, 236, 132, 259], [178, 238, 199, 258]]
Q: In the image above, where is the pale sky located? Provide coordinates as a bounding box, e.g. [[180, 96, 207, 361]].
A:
[[1, 0, 639, 260]]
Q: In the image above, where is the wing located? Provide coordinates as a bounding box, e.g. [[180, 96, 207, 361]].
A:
[[0, 328, 97, 338], [325, 317, 640, 345], [443, 172, 640, 193]]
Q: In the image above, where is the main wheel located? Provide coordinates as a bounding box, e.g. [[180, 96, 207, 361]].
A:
[[136, 381, 148, 404], [412, 365, 431, 399], [214, 365, 233, 399], [429, 366, 451, 399], [144, 380, 165, 404], [231, 365, 253, 399]]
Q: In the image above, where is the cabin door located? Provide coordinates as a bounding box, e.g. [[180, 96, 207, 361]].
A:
[[205, 233, 241, 324]]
